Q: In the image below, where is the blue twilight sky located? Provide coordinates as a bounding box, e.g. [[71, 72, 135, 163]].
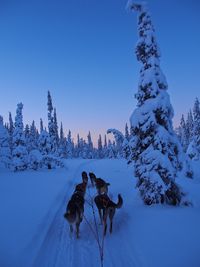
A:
[[0, 0, 200, 143]]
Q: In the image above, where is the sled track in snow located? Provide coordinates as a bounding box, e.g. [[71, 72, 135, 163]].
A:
[[30, 161, 97, 267]]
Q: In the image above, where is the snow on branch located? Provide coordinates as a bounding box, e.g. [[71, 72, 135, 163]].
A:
[[107, 129, 124, 144]]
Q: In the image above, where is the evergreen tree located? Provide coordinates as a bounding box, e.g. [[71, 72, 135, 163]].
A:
[[58, 122, 67, 158], [97, 134, 103, 158], [124, 124, 132, 160], [8, 112, 14, 153], [186, 109, 193, 144], [87, 131, 94, 158], [104, 134, 107, 149], [74, 134, 81, 158], [187, 98, 200, 159], [107, 129, 124, 158], [24, 124, 31, 151], [47, 91, 57, 153], [179, 115, 188, 152], [0, 116, 11, 168], [40, 118, 44, 133], [66, 130, 73, 158], [127, 2, 190, 205], [38, 129, 51, 155], [107, 139, 115, 158], [103, 134, 108, 158], [79, 138, 87, 159], [29, 120, 38, 151], [193, 98, 200, 139], [60, 122, 64, 141], [53, 108, 59, 144], [125, 123, 130, 140], [12, 103, 28, 171]]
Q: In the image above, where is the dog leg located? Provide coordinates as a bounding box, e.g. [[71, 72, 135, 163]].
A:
[[109, 209, 115, 234], [98, 209, 103, 225], [76, 222, 80, 239], [110, 221, 113, 234], [103, 209, 108, 236], [103, 222, 107, 236]]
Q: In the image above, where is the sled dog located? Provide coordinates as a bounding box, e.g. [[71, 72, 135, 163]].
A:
[[94, 193, 123, 235]]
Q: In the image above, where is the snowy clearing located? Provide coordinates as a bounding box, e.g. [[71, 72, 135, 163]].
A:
[[0, 159, 200, 267]]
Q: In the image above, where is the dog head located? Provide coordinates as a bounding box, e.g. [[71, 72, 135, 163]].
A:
[[82, 171, 88, 183], [89, 172, 96, 180], [74, 182, 87, 196]]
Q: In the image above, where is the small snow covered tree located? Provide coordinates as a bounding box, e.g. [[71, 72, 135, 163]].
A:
[[107, 129, 124, 158], [186, 110, 193, 144], [127, 1, 191, 205], [58, 122, 67, 158], [0, 116, 11, 168], [66, 130, 73, 158], [107, 139, 115, 158], [38, 129, 51, 155], [123, 123, 132, 161], [12, 103, 28, 171], [103, 135, 109, 158], [53, 108, 59, 145], [8, 112, 14, 154], [40, 118, 44, 133], [97, 134, 103, 158], [74, 134, 81, 158], [87, 131, 94, 158], [187, 98, 200, 160], [178, 115, 188, 152], [29, 120, 38, 151]]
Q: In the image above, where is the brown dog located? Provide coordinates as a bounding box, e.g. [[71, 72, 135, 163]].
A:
[[64, 191, 85, 238], [64, 177, 87, 238], [94, 193, 123, 235], [89, 172, 110, 194]]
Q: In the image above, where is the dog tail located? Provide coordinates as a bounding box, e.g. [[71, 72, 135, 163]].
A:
[[115, 194, 123, 209]]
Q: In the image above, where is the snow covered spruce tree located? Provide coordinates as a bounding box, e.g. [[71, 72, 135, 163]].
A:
[[127, 1, 192, 205], [178, 115, 188, 152], [87, 131, 94, 158], [8, 112, 14, 154], [107, 128, 124, 158], [187, 98, 200, 160], [97, 134, 103, 158], [12, 103, 28, 171], [0, 116, 11, 168], [66, 130, 74, 158], [47, 91, 57, 153]]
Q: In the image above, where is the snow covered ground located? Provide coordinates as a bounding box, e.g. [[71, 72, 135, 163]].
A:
[[0, 159, 200, 267]]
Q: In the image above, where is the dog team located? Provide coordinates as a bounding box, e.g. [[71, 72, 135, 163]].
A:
[[64, 171, 123, 238]]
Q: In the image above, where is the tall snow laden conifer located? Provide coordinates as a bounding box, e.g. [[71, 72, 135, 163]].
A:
[[12, 103, 28, 171], [128, 1, 191, 205], [47, 91, 57, 153]]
